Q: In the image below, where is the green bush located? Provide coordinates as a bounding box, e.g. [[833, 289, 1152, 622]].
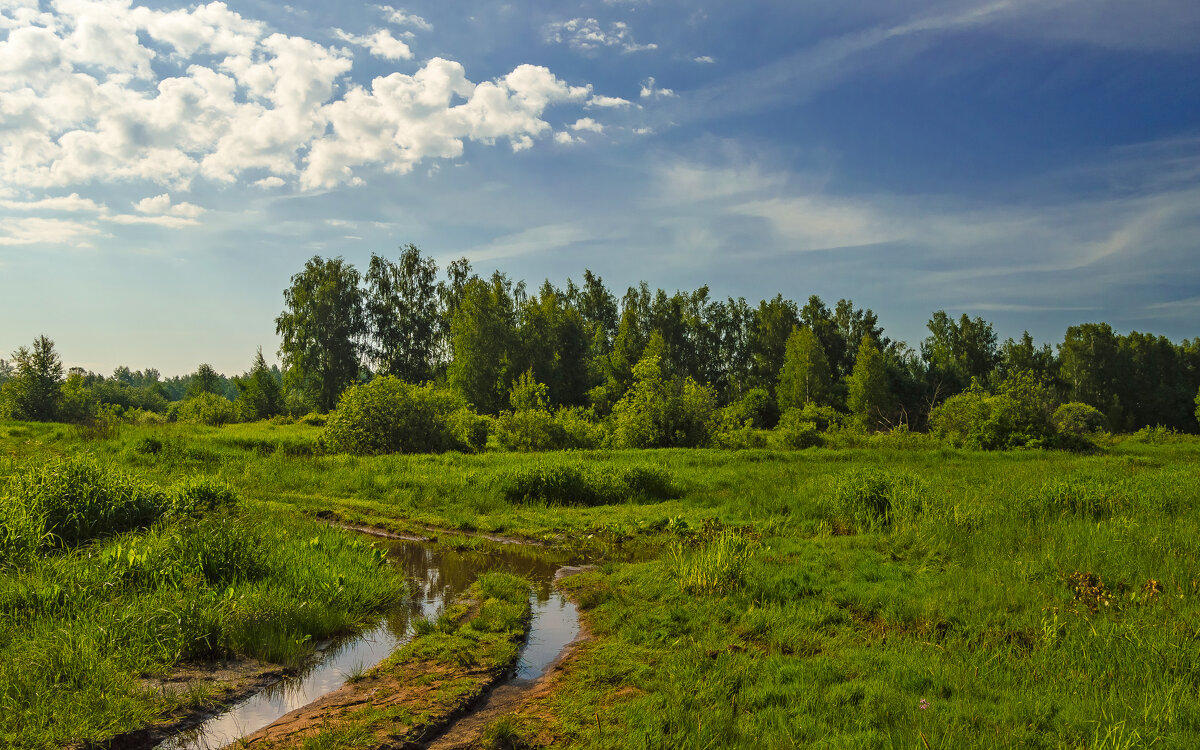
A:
[[501, 463, 677, 506], [323, 377, 481, 455], [493, 408, 566, 451], [611, 355, 717, 448], [930, 374, 1058, 450], [828, 468, 926, 532], [1052, 402, 1107, 436], [175, 392, 237, 426], [772, 407, 828, 449]]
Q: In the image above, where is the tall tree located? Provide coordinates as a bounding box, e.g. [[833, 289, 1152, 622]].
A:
[[777, 326, 831, 410], [749, 294, 800, 392], [447, 273, 518, 414], [275, 256, 365, 411], [1058, 322, 1121, 424], [188, 363, 221, 398], [364, 245, 440, 382], [847, 336, 893, 432], [1, 335, 64, 421]]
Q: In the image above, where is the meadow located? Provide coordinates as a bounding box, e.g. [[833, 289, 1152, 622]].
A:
[[1, 419, 1198, 748]]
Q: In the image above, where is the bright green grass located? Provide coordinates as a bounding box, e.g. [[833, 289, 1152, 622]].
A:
[[2, 420, 1199, 747]]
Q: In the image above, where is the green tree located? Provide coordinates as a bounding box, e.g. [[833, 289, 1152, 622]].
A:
[[748, 294, 800, 392], [611, 352, 717, 448], [1, 335, 64, 421], [364, 245, 440, 382], [1195, 386, 1200, 428], [847, 336, 892, 432], [234, 348, 284, 422], [1057, 323, 1121, 425], [777, 326, 831, 410], [447, 273, 518, 414], [188, 363, 222, 398], [276, 256, 366, 412]]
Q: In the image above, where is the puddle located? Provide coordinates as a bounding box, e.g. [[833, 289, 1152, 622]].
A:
[[157, 536, 578, 750]]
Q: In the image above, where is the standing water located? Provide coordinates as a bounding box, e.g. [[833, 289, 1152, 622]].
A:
[[157, 536, 581, 750]]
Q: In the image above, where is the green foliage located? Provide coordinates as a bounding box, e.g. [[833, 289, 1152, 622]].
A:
[[847, 336, 892, 432], [611, 354, 717, 448], [323, 376, 478, 455], [931, 373, 1062, 450], [275, 256, 366, 412], [364, 245, 441, 383], [447, 274, 518, 414], [1, 457, 169, 562], [1195, 385, 1199, 427], [57, 372, 99, 425], [772, 408, 825, 449], [828, 468, 926, 532], [175, 392, 237, 426], [777, 326, 831, 410], [500, 463, 677, 506], [668, 529, 758, 596], [1, 335, 64, 421], [234, 349, 283, 422], [169, 476, 240, 518], [1053, 401, 1108, 437]]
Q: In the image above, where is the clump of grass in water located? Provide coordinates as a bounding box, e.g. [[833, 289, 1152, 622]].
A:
[[827, 468, 927, 533], [669, 529, 758, 596]]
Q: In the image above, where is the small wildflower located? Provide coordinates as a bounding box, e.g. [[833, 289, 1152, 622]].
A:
[[919, 698, 930, 710]]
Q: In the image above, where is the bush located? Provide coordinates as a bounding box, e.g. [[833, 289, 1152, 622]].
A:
[[175, 392, 237, 426], [323, 377, 480, 455], [500, 463, 677, 506], [930, 374, 1057, 450], [493, 408, 566, 451], [1052, 402, 1107, 437], [772, 407, 829, 449], [828, 468, 926, 532], [611, 355, 717, 448]]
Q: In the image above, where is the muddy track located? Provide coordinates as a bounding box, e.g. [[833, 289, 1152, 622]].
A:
[[95, 660, 288, 750]]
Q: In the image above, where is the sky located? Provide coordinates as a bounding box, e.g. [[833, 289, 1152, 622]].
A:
[[1, 0, 1199, 376]]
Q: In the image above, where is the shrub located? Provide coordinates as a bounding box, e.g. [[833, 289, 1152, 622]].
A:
[[447, 407, 490, 452], [501, 463, 677, 506], [297, 411, 326, 427], [323, 377, 479, 455], [176, 392, 237, 426], [493, 408, 566, 451], [611, 355, 717, 448], [1052, 402, 1107, 437], [931, 374, 1057, 450], [772, 407, 828, 449], [828, 468, 926, 532]]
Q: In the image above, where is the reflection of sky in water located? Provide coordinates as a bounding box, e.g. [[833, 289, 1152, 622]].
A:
[[156, 537, 578, 750]]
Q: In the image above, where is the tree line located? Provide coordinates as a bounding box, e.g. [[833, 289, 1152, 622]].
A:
[[4, 244, 1199, 442], [273, 246, 1200, 434]]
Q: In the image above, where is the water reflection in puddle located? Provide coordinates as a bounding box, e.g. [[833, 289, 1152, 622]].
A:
[[157, 536, 580, 750]]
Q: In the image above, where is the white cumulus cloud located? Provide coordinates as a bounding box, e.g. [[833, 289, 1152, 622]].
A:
[[570, 117, 604, 134], [640, 76, 676, 98], [544, 18, 657, 53], [334, 28, 413, 60], [0, 0, 603, 203]]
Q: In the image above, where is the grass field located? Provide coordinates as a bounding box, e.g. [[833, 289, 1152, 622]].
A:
[[2, 419, 1198, 748]]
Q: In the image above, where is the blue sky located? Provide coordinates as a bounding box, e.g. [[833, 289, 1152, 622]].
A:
[[2, 0, 1198, 375]]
